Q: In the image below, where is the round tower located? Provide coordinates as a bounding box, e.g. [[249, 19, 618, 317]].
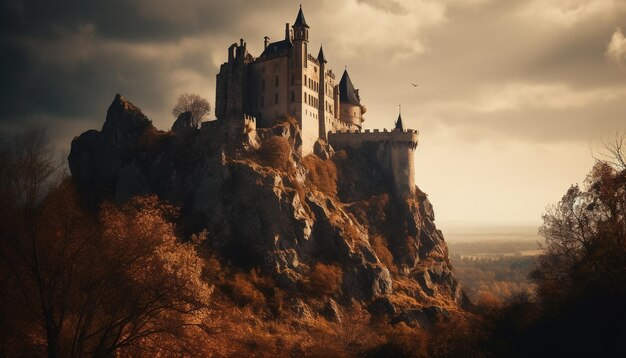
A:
[[390, 112, 418, 198], [338, 69, 365, 128]]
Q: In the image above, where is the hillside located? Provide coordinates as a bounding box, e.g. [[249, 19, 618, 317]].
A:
[[68, 94, 468, 324]]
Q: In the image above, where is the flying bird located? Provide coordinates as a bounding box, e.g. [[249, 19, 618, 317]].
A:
[[411, 83, 419, 87]]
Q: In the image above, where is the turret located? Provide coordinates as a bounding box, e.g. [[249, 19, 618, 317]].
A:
[[338, 69, 365, 128], [292, 6, 309, 68], [318, 45, 327, 139], [317, 45, 327, 64]]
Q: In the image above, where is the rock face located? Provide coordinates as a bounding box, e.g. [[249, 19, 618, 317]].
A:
[[171, 111, 196, 134], [69, 95, 469, 323]]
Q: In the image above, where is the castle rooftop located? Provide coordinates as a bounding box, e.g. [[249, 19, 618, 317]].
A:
[[259, 38, 293, 59], [395, 113, 404, 131], [339, 70, 361, 106], [293, 6, 309, 28]]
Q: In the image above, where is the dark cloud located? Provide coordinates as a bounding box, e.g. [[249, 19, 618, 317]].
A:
[[0, 0, 292, 42]]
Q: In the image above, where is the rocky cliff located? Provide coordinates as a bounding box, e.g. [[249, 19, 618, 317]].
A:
[[69, 94, 469, 326]]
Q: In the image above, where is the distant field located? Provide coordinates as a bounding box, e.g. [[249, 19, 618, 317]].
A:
[[440, 223, 542, 244], [442, 225, 543, 302]]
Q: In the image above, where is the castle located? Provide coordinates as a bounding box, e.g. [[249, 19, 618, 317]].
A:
[[215, 7, 419, 198]]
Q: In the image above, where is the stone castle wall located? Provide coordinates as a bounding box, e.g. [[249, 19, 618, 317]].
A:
[[328, 129, 419, 198]]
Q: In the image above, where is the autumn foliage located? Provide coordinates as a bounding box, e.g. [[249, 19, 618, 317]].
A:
[[256, 136, 292, 171], [303, 154, 338, 197], [0, 129, 212, 356]]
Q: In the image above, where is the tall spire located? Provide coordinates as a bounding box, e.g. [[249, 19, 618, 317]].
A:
[[294, 5, 309, 28], [395, 105, 404, 130], [317, 45, 327, 63]]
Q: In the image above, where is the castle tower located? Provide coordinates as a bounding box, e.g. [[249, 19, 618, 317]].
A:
[[317, 45, 328, 140], [339, 69, 365, 128], [390, 113, 417, 198], [292, 6, 309, 68], [215, 39, 251, 121]]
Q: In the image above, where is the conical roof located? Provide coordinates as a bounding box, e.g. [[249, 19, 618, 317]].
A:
[[293, 6, 309, 28], [339, 70, 361, 106], [317, 45, 327, 63], [395, 113, 404, 130]]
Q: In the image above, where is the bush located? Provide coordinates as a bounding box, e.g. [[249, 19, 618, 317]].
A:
[[256, 136, 292, 171], [229, 273, 267, 308], [303, 154, 338, 197], [306, 262, 343, 296], [370, 236, 397, 273]]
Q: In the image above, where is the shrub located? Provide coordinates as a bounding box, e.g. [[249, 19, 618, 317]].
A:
[[306, 262, 343, 296], [256, 136, 292, 171], [303, 154, 338, 197], [229, 273, 267, 308], [371, 322, 429, 358], [370, 236, 397, 273]]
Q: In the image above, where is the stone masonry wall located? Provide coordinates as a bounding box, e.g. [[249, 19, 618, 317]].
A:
[[328, 129, 419, 198]]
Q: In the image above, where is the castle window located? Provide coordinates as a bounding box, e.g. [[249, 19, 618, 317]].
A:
[[261, 96, 264, 107], [291, 74, 294, 85], [261, 79, 265, 90], [274, 94, 278, 104], [304, 75, 307, 85], [291, 91, 295, 102], [274, 76, 279, 87]]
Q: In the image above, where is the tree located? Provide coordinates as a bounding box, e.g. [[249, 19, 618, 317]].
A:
[[172, 93, 211, 127], [0, 129, 212, 357], [528, 135, 626, 356], [534, 140, 626, 302]]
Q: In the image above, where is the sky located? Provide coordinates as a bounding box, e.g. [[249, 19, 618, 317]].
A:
[[1, 0, 626, 226]]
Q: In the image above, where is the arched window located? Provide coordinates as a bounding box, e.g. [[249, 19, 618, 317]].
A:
[[274, 94, 279, 104], [274, 76, 279, 87]]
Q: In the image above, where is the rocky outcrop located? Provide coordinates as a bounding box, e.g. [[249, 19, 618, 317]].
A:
[[171, 111, 196, 134], [68, 94, 468, 324]]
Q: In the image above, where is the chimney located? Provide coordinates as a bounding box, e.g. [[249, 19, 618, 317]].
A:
[[285, 23, 290, 40], [264, 36, 270, 49]]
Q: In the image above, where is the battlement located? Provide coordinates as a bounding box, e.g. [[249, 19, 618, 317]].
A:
[[328, 128, 419, 149], [243, 114, 256, 123]]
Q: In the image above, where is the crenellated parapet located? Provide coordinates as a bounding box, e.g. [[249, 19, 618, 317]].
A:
[[328, 128, 419, 149]]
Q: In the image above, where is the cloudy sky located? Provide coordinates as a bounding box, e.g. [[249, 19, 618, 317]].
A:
[[2, 0, 626, 226]]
